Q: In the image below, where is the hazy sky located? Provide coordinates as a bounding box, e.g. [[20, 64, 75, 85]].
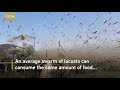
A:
[[0, 12, 120, 50]]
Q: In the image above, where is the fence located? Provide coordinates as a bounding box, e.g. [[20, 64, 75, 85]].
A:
[[0, 60, 14, 70]]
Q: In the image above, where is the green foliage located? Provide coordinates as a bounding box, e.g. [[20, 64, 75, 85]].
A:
[[0, 52, 7, 60], [17, 45, 35, 59]]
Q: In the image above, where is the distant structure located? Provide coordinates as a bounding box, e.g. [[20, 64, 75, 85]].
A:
[[57, 41, 69, 60], [0, 44, 25, 74], [0, 44, 25, 61], [9, 34, 36, 51]]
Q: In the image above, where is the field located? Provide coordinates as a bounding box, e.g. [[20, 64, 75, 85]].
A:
[[0, 47, 120, 78]]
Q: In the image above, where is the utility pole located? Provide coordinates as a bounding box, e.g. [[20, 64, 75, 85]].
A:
[[34, 37, 36, 52]]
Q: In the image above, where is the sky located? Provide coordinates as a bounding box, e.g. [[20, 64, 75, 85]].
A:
[[0, 12, 120, 51]]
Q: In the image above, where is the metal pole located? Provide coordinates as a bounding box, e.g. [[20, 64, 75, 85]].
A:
[[11, 60, 13, 70], [34, 38, 35, 51], [46, 49, 47, 60], [5, 64, 7, 77]]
